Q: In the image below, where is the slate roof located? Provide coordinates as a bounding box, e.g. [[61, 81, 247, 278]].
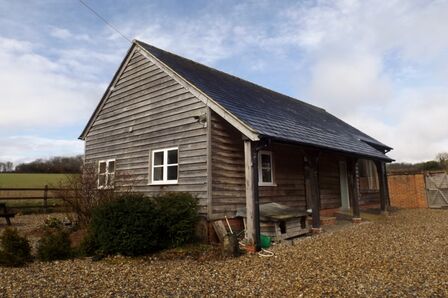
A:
[[136, 40, 392, 161]]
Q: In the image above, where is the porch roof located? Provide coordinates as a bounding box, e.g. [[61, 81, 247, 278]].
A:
[[136, 40, 393, 161]]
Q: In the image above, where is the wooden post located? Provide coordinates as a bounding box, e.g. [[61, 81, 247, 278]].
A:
[[375, 160, 390, 213], [244, 140, 257, 245], [43, 184, 48, 213], [347, 158, 361, 221], [251, 143, 261, 251], [305, 151, 321, 233]]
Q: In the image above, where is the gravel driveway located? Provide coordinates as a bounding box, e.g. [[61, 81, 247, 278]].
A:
[[1, 209, 447, 297]]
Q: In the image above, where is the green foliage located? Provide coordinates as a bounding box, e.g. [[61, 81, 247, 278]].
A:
[[36, 228, 72, 261], [78, 231, 99, 257], [0, 228, 32, 267], [44, 217, 64, 229], [87, 192, 199, 257], [154, 192, 199, 248], [89, 194, 160, 256], [388, 160, 446, 174]]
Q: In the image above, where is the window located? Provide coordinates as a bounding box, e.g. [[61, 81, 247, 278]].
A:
[[258, 151, 275, 186], [358, 160, 379, 191], [98, 159, 115, 189], [151, 147, 178, 184]]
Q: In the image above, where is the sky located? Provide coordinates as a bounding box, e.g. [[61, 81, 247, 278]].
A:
[[0, 0, 447, 165]]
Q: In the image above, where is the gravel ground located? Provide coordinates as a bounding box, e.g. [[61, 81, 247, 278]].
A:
[[1, 209, 448, 297]]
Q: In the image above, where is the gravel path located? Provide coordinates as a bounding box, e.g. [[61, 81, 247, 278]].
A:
[[1, 209, 448, 297]]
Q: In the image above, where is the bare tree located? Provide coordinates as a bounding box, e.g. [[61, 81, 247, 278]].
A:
[[436, 152, 448, 170], [51, 162, 135, 227], [5, 162, 13, 172]]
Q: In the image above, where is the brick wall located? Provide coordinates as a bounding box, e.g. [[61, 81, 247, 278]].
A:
[[388, 173, 428, 208]]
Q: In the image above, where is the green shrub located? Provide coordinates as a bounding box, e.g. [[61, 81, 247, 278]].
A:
[[78, 231, 99, 257], [36, 228, 72, 261], [89, 194, 160, 256], [0, 228, 32, 267], [154, 192, 199, 247], [87, 192, 199, 256], [44, 217, 64, 229]]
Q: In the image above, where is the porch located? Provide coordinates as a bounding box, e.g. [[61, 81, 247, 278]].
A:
[[242, 139, 391, 250]]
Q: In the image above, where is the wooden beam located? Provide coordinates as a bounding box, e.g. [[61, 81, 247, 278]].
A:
[[206, 107, 213, 219], [251, 142, 261, 251], [244, 140, 257, 246], [375, 160, 390, 213], [347, 158, 361, 220], [305, 151, 321, 231]]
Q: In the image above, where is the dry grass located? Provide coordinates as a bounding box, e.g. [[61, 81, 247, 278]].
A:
[[1, 209, 447, 297]]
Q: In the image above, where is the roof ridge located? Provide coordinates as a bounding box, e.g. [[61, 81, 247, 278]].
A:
[[134, 39, 326, 113]]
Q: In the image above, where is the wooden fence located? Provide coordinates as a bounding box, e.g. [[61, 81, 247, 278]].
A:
[[0, 185, 70, 212]]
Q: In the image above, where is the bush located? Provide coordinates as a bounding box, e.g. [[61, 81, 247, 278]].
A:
[[37, 228, 72, 261], [44, 217, 64, 229], [87, 192, 199, 256], [154, 193, 199, 247], [78, 231, 99, 257], [89, 194, 160, 256], [0, 228, 32, 267]]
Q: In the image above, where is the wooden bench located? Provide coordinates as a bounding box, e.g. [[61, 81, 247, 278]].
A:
[[0, 203, 15, 226]]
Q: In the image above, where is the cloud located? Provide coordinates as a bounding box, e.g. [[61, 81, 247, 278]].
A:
[[0, 136, 83, 164], [0, 37, 103, 130], [280, 0, 448, 162], [1, 0, 447, 164], [50, 26, 91, 41], [308, 53, 392, 114]]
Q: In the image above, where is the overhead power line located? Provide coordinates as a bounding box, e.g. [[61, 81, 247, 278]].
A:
[[78, 0, 132, 44]]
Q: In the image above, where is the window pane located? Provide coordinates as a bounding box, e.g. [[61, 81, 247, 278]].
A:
[[99, 162, 106, 174], [108, 161, 115, 173], [154, 151, 164, 166], [261, 154, 271, 168], [107, 173, 115, 186], [167, 149, 178, 164], [262, 169, 272, 183], [153, 167, 163, 181], [98, 174, 106, 186], [167, 165, 178, 180]]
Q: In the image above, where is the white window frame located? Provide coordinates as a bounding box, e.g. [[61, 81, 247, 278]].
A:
[[258, 150, 276, 186], [150, 147, 179, 185], [98, 159, 115, 189]]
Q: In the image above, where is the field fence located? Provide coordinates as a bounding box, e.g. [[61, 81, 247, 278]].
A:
[[0, 185, 73, 213]]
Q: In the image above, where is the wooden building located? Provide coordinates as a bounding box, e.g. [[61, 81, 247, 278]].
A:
[[80, 40, 393, 248]]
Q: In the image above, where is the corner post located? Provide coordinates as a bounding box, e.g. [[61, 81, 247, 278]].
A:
[[375, 160, 390, 213], [305, 151, 321, 233], [244, 140, 261, 250], [347, 158, 361, 221]]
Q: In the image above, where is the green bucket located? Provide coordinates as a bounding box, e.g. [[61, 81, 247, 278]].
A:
[[260, 234, 271, 249]]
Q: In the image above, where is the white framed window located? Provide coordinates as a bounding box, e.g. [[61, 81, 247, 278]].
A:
[[258, 151, 275, 186], [150, 147, 178, 185], [98, 159, 115, 189]]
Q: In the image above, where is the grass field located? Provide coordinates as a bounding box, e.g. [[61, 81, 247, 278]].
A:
[[0, 173, 74, 188], [0, 173, 77, 212]]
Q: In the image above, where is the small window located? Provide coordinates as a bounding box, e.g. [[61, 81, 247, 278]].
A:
[[359, 159, 379, 191], [98, 159, 115, 189], [150, 147, 178, 184], [258, 151, 275, 186]]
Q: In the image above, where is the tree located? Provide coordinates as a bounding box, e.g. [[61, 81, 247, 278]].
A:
[[15, 155, 83, 173], [0, 161, 14, 173], [5, 162, 13, 172], [436, 152, 448, 170]]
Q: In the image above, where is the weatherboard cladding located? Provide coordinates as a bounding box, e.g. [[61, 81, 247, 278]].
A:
[[136, 40, 392, 161]]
